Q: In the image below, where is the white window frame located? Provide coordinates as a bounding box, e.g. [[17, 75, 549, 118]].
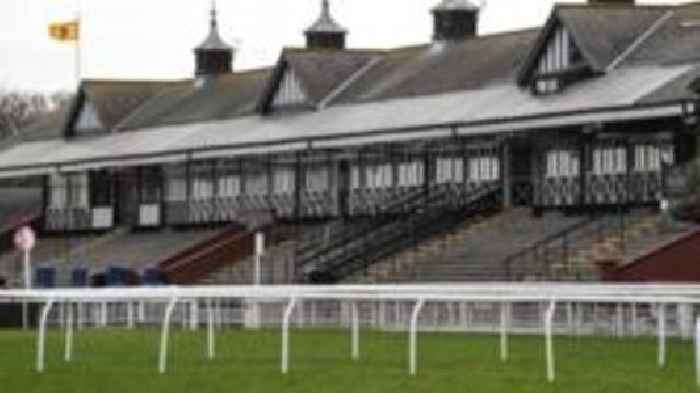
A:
[[398, 161, 424, 187], [217, 175, 241, 198], [546, 150, 580, 178], [365, 164, 393, 189], [468, 157, 500, 182], [436, 158, 464, 184], [273, 168, 296, 194], [593, 147, 627, 176]]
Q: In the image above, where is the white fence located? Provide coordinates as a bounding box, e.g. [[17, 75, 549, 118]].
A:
[[2, 283, 700, 383]]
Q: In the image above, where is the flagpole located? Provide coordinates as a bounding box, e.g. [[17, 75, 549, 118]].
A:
[[75, 1, 82, 84]]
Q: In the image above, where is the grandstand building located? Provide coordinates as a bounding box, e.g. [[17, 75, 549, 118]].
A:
[[1, 0, 700, 286]]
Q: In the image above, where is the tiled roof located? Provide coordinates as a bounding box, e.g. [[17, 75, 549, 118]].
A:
[[335, 29, 539, 104], [117, 69, 270, 131]]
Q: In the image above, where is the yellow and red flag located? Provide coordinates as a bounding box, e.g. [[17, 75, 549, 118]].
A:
[[49, 21, 79, 42]]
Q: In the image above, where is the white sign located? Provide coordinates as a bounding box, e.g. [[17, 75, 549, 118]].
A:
[[13, 226, 36, 252]]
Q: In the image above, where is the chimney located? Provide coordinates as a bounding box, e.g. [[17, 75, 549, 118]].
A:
[[432, 0, 481, 41]]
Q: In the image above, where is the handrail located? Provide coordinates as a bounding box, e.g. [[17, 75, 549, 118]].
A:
[[294, 187, 442, 268], [503, 207, 634, 281], [305, 184, 502, 282]]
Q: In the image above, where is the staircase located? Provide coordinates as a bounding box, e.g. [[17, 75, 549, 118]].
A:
[[158, 225, 253, 284], [567, 211, 698, 276], [349, 208, 587, 283], [296, 184, 502, 283], [502, 208, 697, 281]]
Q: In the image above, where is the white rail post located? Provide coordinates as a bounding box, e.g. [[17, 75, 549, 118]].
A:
[[127, 302, 135, 329], [658, 303, 667, 369], [351, 301, 360, 361], [500, 302, 510, 362], [76, 302, 84, 330], [64, 302, 74, 362], [36, 299, 55, 373], [281, 297, 298, 374], [695, 317, 700, 387], [545, 299, 557, 383], [631, 302, 638, 337], [138, 301, 146, 323], [207, 299, 216, 360], [100, 302, 108, 327], [159, 298, 178, 374], [189, 300, 198, 331], [616, 303, 624, 338], [409, 298, 426, 376]]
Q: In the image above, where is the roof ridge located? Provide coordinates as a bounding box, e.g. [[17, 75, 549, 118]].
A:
[[554, 2, 675, 10]]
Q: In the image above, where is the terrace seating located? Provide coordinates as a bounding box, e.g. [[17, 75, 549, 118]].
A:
[[353, 208, 588, 283]]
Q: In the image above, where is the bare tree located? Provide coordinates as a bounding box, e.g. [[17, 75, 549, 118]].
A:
[[0, 90, 72, 139]]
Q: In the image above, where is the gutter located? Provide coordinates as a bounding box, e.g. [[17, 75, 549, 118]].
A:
[[0, 99, 692, 178]]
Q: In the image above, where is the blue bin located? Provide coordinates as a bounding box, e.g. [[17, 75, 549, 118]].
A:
[[106, 266, 128, 287], [34, 267, 56, 289], [71, 268, 89, 287], [142, 268, 165, 286]]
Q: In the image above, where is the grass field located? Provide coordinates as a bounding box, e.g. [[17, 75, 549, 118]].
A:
[[0, 328, 696, 393]]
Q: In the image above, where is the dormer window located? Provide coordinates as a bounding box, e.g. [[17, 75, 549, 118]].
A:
[[523, 24, 594, 96]]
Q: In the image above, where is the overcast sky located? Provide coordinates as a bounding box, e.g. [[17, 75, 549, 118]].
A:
[[0, 0, 685, 92]]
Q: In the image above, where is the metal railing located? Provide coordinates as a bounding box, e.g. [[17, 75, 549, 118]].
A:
[[503, 208, 637, 281], [299, 184, 502, 283]]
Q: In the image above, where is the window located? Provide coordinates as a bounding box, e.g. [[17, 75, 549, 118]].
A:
[[634, 145, 673, 172], [398, 162, 424, 187], [48, 174, 67, 209], [546, 150, 580, 178], [217, 175, 241, 198], [68, 173, 89, 208], [468, 157, 500, 182], [365, 164, 393, 189], [306, 167, 328, 191], [593, 148, 627, 175], [274, 168, 296, 194], [191, 178, 213, 201], [436, 158, 464, 184], [351, 166, 361, 190]]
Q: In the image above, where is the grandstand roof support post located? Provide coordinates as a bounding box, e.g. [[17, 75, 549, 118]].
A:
[[281, 297, 298, 374], [206, 299, 216, 360], [64, 301, 74, 363], [36, 299, 55, 373], [500, 302, 510, 362], [502, 137, 512, 209], [409, 298, 426, 376], [158, 297, 178, 374], [658, 303, 667, 369], [351, 301, 360, 361], [545, 299, 557, 383]]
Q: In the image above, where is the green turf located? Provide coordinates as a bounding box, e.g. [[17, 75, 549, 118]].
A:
[[0, 328, 696, 393]]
